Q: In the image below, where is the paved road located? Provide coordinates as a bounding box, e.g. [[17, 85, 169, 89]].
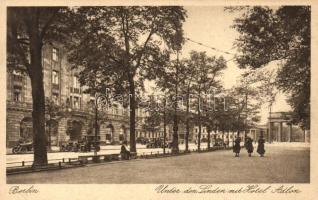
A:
[[6, 143, 214, 167], [7, 144, 309, 183]]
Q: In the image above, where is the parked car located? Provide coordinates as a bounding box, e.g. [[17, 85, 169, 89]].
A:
[[213, 138, 225, 147], [59, 141, 80, 152], [136, 137, 149, 145], [201, 137, 208, 143], [12, 140, 33, 154], [79, 135, 101, 152], [146, 139, 160, 148], [59, 135, 101, 152], [146, 138, 169, 148]]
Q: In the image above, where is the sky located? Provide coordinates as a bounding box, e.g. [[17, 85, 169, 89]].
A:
[[144, 6, 291, 124], [146, 6, 291, 124], [178, 6, 291, 124]]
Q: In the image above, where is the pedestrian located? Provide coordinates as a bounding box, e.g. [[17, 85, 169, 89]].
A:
[[257, 135, 266, 157], [120, 141, 130, 160], [233, 136, 241, 157], [245, 136, 254, 157]]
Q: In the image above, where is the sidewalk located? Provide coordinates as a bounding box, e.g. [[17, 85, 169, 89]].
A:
[[266, 142, 310, 148], [6, 144, 147, 154], [6, 142, 309, 154], [7, 145, 310, 184]]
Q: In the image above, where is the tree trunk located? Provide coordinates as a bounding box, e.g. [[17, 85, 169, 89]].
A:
[[31, 76, 48, 166], [185, 92, 190, 152], [172, 52, 179, 153], [129, 79, 137, 153], [207, 128, 211, 149], [222, 130, 225, 145], [197, 96, 201, 151], [172, 95, 179, 153], [28, 12, 48, 166], [268, 106, 272, 143], [237, 114, 240, 137], [163, 98, 166, 154], [29, 39, 48, 166]]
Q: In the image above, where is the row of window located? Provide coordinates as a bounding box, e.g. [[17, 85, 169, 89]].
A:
[[136, 132, 164, 138], [52, 71, 80, 88], [11, 71, 80, 99]]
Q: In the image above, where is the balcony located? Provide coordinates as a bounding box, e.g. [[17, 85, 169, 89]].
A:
[[7, 100, 32, 111], [70, 87, 80, 94]]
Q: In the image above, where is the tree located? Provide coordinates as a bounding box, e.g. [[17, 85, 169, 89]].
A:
[[224, 94, 246, 138], [7, 7, 67, 165], [179, 57, 197, 152], [229, 75, 261, 140], [142, 96, 162, 137], [242, 69, 278, 142], [67, 7, 187, 153], [189, 51, 226, 150], [231, 6, 310, 130], [156, 58, 189, 153]]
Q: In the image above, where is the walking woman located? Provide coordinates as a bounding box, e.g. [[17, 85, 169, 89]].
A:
[[233, 136, 241, 157], [245, 136, 254, 157], [257, 135, 266, 157]]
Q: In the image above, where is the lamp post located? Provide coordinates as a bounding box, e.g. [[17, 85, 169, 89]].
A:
[[93, 93, 102, 160], [268, 104, 272, 143], [94, 95, 98, 157]]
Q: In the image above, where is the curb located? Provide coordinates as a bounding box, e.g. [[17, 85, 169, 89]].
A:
[[6, 146, 234, 175]]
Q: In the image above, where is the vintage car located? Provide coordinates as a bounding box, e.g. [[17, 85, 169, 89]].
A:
[[59, 141, 80, 152], [12, 140, 33, 154], [146, 138, 170, 149], [59, 135, 101, 152], [213, 138, 225, 147], [80, 135, 101, 152], [136, 137, 149, 145]]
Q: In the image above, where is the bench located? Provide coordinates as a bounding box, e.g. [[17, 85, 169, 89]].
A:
[[79, 154, 121, 163], [78, 155, 93, 164], [104, 154, 120, 161]]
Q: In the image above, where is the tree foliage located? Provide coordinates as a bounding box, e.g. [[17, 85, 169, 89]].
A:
[[66, 7, 187, 152], [189, 51, 226, 149], [231, 6, 310, 129]]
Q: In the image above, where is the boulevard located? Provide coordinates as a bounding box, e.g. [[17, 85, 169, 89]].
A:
[[7, 144, 310, 184]]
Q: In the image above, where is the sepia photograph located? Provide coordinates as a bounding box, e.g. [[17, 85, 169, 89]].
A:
[[1, 1, 316, 199]]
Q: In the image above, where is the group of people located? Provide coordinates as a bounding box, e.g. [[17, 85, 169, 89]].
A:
[[121, 136, 266, 160], [233, 135, 266, 157]]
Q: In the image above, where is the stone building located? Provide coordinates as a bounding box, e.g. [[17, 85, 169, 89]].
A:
[[6, 44, 137, 147], [245, 112, 309, 143]]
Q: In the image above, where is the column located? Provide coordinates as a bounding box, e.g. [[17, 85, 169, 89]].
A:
[[289, 123, 293, 142], [268, 122, 273, 143], [278, 122, 282, 142], [254, 130, 257, 143]]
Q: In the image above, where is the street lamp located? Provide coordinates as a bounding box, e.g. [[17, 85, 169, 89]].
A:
[[93, 93, 103, 159], [94, 94, 99, 157]]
